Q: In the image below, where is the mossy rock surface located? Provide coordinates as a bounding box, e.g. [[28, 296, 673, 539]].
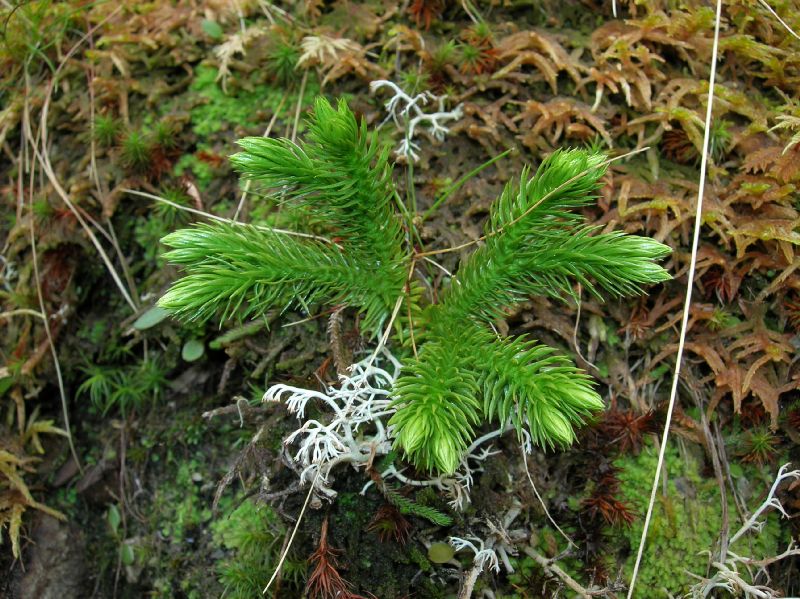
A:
[[616, 443, 783, 597]]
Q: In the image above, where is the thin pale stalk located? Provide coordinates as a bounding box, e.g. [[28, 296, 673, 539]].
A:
[[290, 70, 308, 143], [262, 468, 321, 594], [123, 189, 333, 243], [25, 114, 82, 474], [626, 2, 722, 596]]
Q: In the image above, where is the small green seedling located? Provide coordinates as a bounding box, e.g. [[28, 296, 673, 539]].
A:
[[159, 97, 671, 474]]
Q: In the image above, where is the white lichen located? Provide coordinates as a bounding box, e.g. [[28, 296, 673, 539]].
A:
[[264, 350, 399, 497], [266, 347, 501, 509], [370, 80, 463, 162], [687, 463, 800, 599], [449, 536, 501, 574]]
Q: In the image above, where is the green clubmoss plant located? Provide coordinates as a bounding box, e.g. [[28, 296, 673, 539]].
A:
[[118, 129, 152, 173], [268, 39, 301, 86], [153, 119, 179, 150], [158, 96, 671, 475], [93, 114, 121, 147]]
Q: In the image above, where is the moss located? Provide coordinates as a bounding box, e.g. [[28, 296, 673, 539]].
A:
[[408, 545, 432, 573], [134, 217, 171, 266], [0, 0, 80, 69], [157, 461, 212, 543], [142, 455, 222, 597], [118, 129, 152, 172], [169, 65, 319, 190], [187, 65, 319, 138], [153, 119, 180, 150], [93, 114, 121, 147], [211, 499, 300, 598], [305, 472, 425, 597], [173, 151, 215, 190], [267, 41, 302, 86], [616, 442, 782, 597]]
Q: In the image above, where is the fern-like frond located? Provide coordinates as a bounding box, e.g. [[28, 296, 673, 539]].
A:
[[436, 149, 671, 323], [514, 227, 671, 300], [390, 324, 605, 468], [389, 342, 481, 474], [460, 328, 604, 448], [384, 485, 453, 526], [230, 97, 405, 274], [489, 149, 607, 230], [159, 222, 398, 332]]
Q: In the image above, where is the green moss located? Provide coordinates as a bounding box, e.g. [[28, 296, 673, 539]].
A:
[[152, 187, 191, 228], [170, 65, 320, 190], [213, 500, 279, 554], [119, 129, 152, 172], [157, 461, 212, 543], [211, 499, 302, 598], [187, 65, 318, 138], [139, 452, 225, 597], [408, 545, 432, 573], [267, 41, 301, 86], [173, 151, 215, 190], [93, 114, 121, 147], [135, 217, 172, 266], [153, 119, 179, 150], [0, 0, 80, 71], [616, 443, 782, 597]]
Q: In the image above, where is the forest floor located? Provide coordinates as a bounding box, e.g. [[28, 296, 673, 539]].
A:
[[1, 0, 800, 597]]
